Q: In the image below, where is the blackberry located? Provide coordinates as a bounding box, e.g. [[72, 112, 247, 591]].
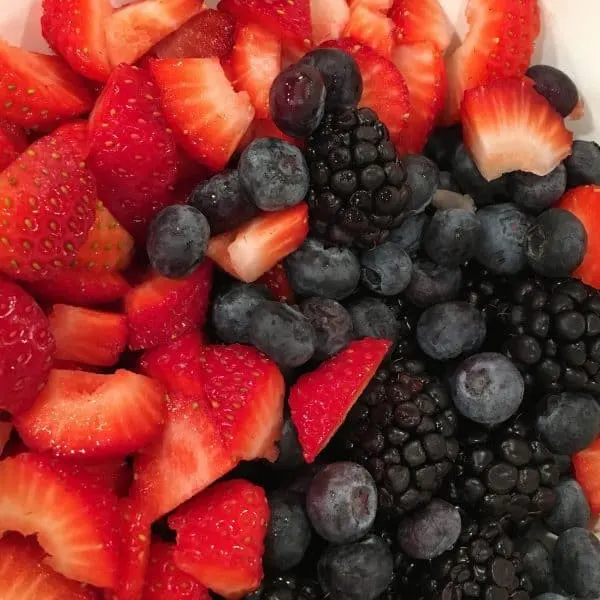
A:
[[246, 574, 323, 600], [306, 107, 412, 248], [336, 356, 459, 520]]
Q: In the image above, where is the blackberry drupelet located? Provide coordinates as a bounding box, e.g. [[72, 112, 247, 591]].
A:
[[306, 107, 412, 248], [246, 574, 323, 600], [336, 356, 459, 520]]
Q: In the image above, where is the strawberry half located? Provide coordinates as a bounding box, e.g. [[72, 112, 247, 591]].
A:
[[289, 338, 391, 462], [0, 119, 28, 171], [258, 262, 296, 303], [75, 458, 132, 497], [343, 4, 394, 59], [207, 203, 308, 283], [48, 304, 128, 367], [310, 0, 350, 47], [169, 479, 269, 599], [150, 57, 255, 171], [41, 0, 113, 81], [573, 436, 600, 514], [0, 422, 11, 456], [390, 0, 453, 52], [0, 453, 119, 588], [461, 77, 573, 181]]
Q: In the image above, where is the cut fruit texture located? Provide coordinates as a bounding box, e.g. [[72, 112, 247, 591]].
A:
[[390, 0, 453, 52], [343, 4, 394, 59], [349, 0, 393, 11], [258, 262, 296, 304], [0, 119, 28, 171], [310, 0, 350, 47], [574, 436, 600, 514]]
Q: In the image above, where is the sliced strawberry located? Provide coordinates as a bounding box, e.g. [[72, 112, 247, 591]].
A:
[[343, 5, 394, 59], [207, 203, 308, 283], [258, 262, 295, 303], [219, 0, 312, 47], [461, 77, 573, 181], [14, 369, 166, 459], [349, 0, 393, 10], [0, 453, 119, 588], [169, 479, 269, 599], [310, 0, 350, 46], [125, 259, 213, 350], [0, 119, 28, 171], [106, 0, 204, 67], [75, 458, 132, 497], [0, 422, 12, 455], [289, 338, 391, 462], [390, 0, 453, 51], [150, 57, 255, 171], [252, 118, 302, 147], [573, 437, 600, 514], [144, 541, 211, 600], [153, 8, 236, 59], [230, 23, 282, 120], [0, 532, 99, 600], [48, 304, 128, 367], [558, 185, 600, 290], [41, 0, 113, 81], [88, 64, 180, 242], [392, 41, 447, 155]]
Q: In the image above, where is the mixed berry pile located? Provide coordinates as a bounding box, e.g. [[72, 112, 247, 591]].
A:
[[1, 0, 600, 599]]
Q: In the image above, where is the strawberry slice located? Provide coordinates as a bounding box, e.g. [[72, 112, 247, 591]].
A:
[[0, 532, 99, 600], [461, 77, 573, 181], [310, 0, 350, 46], [343, 4, 394, 59], [48, 305, 128, 367], [41, 0, 113, 81], [207, 203, 309, 283], [0, 422, 12, 455], [153, 8, 236, 59], [219, 0, 312, 47], [258, 262, 296, 303], [150, 57, 255, 171], [390, 0, 453, 52], [169, 479, 269, 599], [289, 338, 391, 462], [230, 23, 282, 120], [349, 0, 393, 10], [106, 0, 204, 66], [75, 458, 132, 496], [573, 437, 600, 514], [0, 119, 28, 171], [0, 453, 119, 588], [392, 41, 447, 154]]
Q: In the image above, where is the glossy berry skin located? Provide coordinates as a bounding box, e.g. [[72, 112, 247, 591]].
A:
[[270, 63, 326, 138], [526, 65, 579, 117], [565, 140, 600, 187], [405, 258, 462, 307], [347, 297, 399, 345], [388, 213, 429, 256], [544, 479, 591, 535], [508, 164, 567, 214], [360, 242, 413, 296], [0, 278, 55, 415], [402, 155, 440, 213]]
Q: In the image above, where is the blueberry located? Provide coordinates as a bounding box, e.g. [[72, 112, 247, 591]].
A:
[[405, 259, 463, 308], [318, 535, 393, 600], [306, 462, 378, 544], [270, 63, 326, 138], [347, 297, 399, 344], [248, 301, 316, 368], [417, 301, 486, 361], [360, 242, 413, 296], [273, 415, 304, 471], [535, 392, 600, 455], [300, 297, 353, 359], [299, 48, 363, 110], [439, 170, 461, 192], [147, 205, 210, 279], [424, 125, 463, 171], [565, 140, 600, 187], [388, 213, 429, 256], [397, 499, 462, 559], [402, 154, 440, 213], [544, 479, 591, 535], [188, 169, 258, 234], [285, 238, 361, 300], [212, 283, 271, 344], [534, 595, 570, 600], [423, 208, 481, 267], [451, 352, 524, 427], [520, 539, 554, 595], [475, 203, 530, 275], [265, 490, 312, 571], [526, 65, 579, 117], [526, 208, 587, 277], [508, 164, 567, 213], [553, 528, 600, 598]]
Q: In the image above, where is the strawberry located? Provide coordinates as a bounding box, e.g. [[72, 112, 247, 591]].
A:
[[252, 118, 302, 147], [48, 304, 129, 367], [461, 77, 573, 181], [41, 0, 113, 81], [321, 39, 410, 142], [87, 64, 180, 242], [558, 185, 600, 289], [390, 0, 453, 52], [75, 458, 132, 496], [573, 437, 600, 514], [14, 369, 166, 460], [0, 122, 96, 281], [144, 541, 211, 600], [0, 422, 12, 455], [258, 262, 296, 303], [106, 0, 204, 67], [125, 259, 213, 350], [0, 119, 28, 171], [0, 452, 119, 588], [343, 4, 394, 59], [230, 23, 282, 120], [0, 41, 93, 127], [349, 0, 393, 10], [289, 338, 391, 462], [207, 203, 309, 283], [169, 479, 269, 599], [310, 0, 350, 46], [0, 532, 99, 600], [0, 278, 55, 416], [150, 57, 255, 171], [219, 0, 312, 47], [153, 8, 236, 59], [392, 41, 447, 154]]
